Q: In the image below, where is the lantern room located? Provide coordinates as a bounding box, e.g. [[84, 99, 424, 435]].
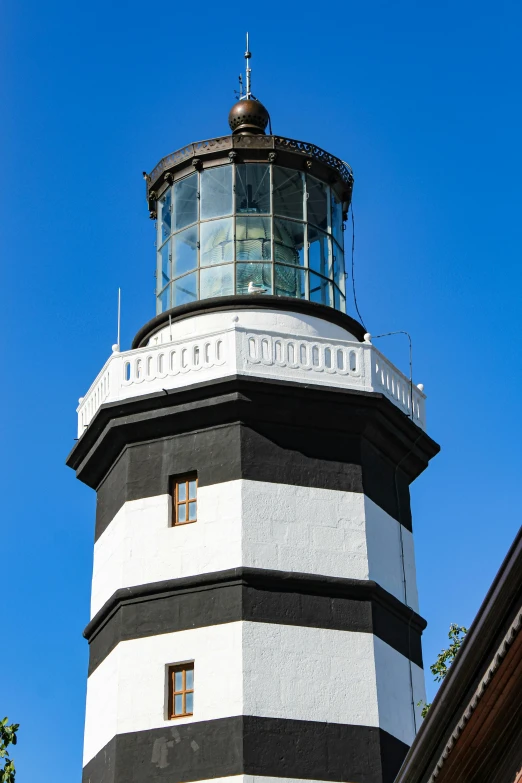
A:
[[146, 101, 354, 316]]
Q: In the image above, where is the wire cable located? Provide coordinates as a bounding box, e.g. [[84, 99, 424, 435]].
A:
[[371, 331, 414, 423], [372, 329, 423, 732], [349, 204, 366, 329], [393, 428, 426, 736]]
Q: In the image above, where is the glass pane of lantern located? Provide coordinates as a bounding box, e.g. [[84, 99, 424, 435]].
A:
[[174, 694, 183, 715], [188, 502, 197, 520], [236, 263, 272, 295], [274, 265, 306, 299], [332, 245, 344, 289], [173, 273, 197, 307], [306, 176, 328, 230], [273, 167, 304, 220], [235, 217, 271, 261], [185, 692, 193, 714], [200, 264, 234, 299], [333, 285, 345, 312], [159, 285, 170, 312], [200, 166, 233, 219], [330, 190, 343, 246], [274, 219, 305, 266], [236, 164, 270, 214], [173, 173, 198, 231], [309, 273, 333, 307], [308, 226, 330, 277], [188, 480, 197, 499], [160, 242, 171, 288], [160, 189, 172, 243], [200, 218, 234, 266], [174, 670, 183, 691], [173, 226, 198, 277], [186, 668, 194, 689]]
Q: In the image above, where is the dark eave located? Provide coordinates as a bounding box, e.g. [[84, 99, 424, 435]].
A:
[[65, 375, 440, 490], [145, 134, 354, 215]]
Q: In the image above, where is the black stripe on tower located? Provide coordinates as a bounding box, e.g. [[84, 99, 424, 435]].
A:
[[92, 421, 412, 540], [82, 716, 409, 783], [66, 376, 440, 540], [85, 568, 426, 674]]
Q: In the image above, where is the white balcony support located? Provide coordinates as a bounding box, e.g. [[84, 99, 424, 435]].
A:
[[76, 326, 426, 437]]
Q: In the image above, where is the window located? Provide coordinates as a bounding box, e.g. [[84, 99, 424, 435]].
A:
[[273, 167, 304, 220], [235, 216, 272, 261], [274, 264, 305, 298], [172, 273, 197, 307], [200, 218, 234, 266], [274, 218, 305, 266], [236, 263, 273, 295], [308, 225, 331, 277], [236, 164, 270, 213], [155, 163, 348, 316], [173, 173, 198, 231], [200, 264, 234, 299], [200, 166, 233, 219], [172, 475, 197, 525], [168, 663, 194, 719], [172, 225, 198, 278], [159, 188, 172, 243], [306, 175, 328, 231], [330, 189, 343, 246]]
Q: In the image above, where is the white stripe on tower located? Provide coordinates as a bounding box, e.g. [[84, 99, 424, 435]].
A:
[[90, 481, 419, 619], [83, 622, 425, 767]]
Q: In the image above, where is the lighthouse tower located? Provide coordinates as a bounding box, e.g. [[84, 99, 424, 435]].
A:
[[68, 48, 439, 783]]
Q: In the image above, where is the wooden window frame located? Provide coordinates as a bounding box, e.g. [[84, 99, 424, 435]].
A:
[[168, 662, 194, 719], [171, 474, 198, 526]]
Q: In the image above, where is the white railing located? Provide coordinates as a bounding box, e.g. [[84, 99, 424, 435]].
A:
[[78, 366, 112, 434], [372, 352, 425, 425], [121, 332, 228, 385], [244, 332, 362, 377], [77, 327, 426, 436]]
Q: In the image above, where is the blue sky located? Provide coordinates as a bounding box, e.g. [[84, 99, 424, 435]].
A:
[[2, 0, 521, 779]]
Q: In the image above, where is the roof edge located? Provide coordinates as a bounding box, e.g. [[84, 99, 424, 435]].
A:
[[395, 525, 522, 783]]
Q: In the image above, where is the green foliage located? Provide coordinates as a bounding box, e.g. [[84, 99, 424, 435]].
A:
[[418, 700, 432, 717], [418, 624, 468, 719], [0, 718, 19, 783], [430, 624, 468, 682]]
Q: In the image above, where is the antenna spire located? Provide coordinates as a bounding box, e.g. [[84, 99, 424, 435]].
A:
[[244, 32, 252, 99], [229, 33, 269, 135]]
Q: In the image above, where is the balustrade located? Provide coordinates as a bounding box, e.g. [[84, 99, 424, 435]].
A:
[[77, 327, 426, 437]]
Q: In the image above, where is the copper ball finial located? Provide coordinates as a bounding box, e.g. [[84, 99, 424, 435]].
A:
[[228, 98, 269, 135]]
